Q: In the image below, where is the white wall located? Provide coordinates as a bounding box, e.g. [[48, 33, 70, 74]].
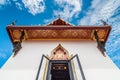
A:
[[0, 40, 120, 80]]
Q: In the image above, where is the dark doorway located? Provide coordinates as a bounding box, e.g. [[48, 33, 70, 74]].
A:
[[51, 63, 70, 80]]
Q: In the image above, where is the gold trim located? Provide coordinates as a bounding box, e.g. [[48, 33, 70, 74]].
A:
[[50, 44, 69, 60], [9, 30, 16, 42], [90, 30, 95, 40], [100, 39, 104, 41], [11, 29, 19, 42], [104, 29, 109, 41], [25, 38, 92, 41], [43, 59, 49, 80], [69, 54, 73, 59], [71, 59, 78, 80], [8, 27, 110, 43], [24, 30, 28, 40], [13, 40, 20, 42]]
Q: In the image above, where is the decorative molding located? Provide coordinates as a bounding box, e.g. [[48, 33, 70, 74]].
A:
[[94, 30, 106, 56], [7, 27, 110, 42], [50, 44, 69, 60], [12, 30, 25, 57]]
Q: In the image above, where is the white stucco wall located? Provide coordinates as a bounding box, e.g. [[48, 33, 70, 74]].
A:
[[0, 40, 120, 80]]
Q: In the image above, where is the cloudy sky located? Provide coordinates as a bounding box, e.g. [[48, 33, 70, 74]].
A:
[[0, 0, 120, 68]]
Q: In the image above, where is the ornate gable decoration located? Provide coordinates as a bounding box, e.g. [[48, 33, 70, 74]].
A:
[[7, 26, 111, 43], [47, 18, 71, 26], [6, 18, 111, 44], [50, 44, 69, 60]]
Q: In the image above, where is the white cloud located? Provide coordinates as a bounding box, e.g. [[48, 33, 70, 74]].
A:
[[15, 2, 23, 10], [22, 0, 45, 15], [44, 18, 55, 24], [0, 0, 6, 5], [12, 0, 18, 1], [78, 1, 120, 68], [106, 15, 120, 56], [0, 49, 8, 59], [0, 0, 46, 15], [54, 0, 82, 20], [0, 53, 7, 59], [112, 55, 120, 61], [0, 0, 10, 6], [103, 7, 120, 68], [79, 0, 120, 25], [12, 0, 23, 10]]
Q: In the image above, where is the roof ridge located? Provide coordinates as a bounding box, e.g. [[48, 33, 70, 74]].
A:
[[47, 18, 74, 26]]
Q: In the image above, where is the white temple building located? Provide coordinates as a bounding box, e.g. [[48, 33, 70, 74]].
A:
[[0, 18, 120, 80]]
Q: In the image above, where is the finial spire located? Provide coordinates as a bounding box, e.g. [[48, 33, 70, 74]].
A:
[[101, 19, 108, 25], [58, 14, 61, 19], [11, 20, 17, 25]]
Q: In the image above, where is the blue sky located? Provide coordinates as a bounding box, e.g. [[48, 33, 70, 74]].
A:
[[0, 0, 120, 68]]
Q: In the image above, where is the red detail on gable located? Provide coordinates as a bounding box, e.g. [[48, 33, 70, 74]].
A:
[[47, 18, 71, 26]]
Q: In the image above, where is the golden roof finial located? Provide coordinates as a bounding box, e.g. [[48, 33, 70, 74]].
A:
[[58, 14, 61, 19]]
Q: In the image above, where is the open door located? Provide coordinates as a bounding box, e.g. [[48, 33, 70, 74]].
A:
[[36, 44, 86, 80], [46, 44, 74, 80], [51, 62, 70, 80]]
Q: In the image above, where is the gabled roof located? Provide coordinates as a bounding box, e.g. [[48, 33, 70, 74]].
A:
[[6, 26, 111, 44], [47, 18, 72, 26], [6, 18, 111, 44]]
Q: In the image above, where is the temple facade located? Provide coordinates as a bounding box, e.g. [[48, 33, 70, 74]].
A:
[[0, 18, 120, 80]]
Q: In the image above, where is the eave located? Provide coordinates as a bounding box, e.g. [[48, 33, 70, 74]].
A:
[[6, 25, 111, 44]]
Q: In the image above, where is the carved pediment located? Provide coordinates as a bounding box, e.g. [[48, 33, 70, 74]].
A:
[[48, 18, 71, 26], [51, 44, 69, 60]]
